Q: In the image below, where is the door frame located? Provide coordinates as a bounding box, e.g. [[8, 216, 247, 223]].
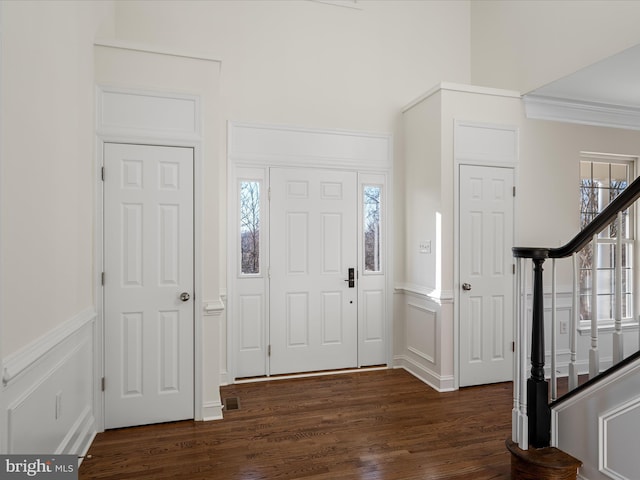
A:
[[453, 120, 519, 390], [227, 122, 393, 382], [95, 85, 204, 431]]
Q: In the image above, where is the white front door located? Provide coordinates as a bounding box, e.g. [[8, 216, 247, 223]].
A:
[[269, 167, 358, 375], [104, 143, 194, 429], [459, 164, 515, 387]]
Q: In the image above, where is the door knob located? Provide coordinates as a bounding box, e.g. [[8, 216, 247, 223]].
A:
[[462, 283, 472, 291], [180, 292, 191, 302]]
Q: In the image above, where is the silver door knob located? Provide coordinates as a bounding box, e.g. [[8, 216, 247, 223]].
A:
[[462, 283, 472, 291], [180, 292, 190, 302]]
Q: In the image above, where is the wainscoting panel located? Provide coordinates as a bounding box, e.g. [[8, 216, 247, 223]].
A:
[[2, 309, 96, 455], [394, 288, 454, 392], [553, 355, 640, 480]]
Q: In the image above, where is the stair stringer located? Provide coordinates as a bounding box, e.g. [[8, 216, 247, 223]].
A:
[[552, 356, 640, 480]]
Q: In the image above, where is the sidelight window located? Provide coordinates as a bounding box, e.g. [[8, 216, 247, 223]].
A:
[[240, 180, 261, 275], [363, 185, 382, 272]]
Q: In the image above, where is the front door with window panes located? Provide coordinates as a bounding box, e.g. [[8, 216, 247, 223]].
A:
[[232, 167, 388, 379], [579, 156, 635, 326]]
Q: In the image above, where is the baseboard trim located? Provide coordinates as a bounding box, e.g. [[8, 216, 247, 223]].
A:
[[202, 401, 224, 421], [394, 356, 456, 392]]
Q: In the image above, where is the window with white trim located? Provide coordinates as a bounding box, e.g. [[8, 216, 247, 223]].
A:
[[578, 154, 635, 324], [240, 180, 261, 275]]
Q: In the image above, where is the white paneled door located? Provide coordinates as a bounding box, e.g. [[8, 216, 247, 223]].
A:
[[459, 164, 514, 387], [269, 168, 358, 375], [104, 143, 194, 429]]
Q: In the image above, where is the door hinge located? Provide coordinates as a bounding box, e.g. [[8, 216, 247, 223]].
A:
[[101, 166, 105, 181], [512, 186, 516, 197], [268, 345, 271, 357], [101, 272, 105, 286], [101, 377, 105, 391], [512, 341, 515, 353], [512, 264, 515, 275]]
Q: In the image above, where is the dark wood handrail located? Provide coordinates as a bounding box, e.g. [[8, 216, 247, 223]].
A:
[[513, 174, 640, 260]]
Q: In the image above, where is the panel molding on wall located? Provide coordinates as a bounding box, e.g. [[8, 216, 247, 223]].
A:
[[393, 290, 455, 393], [2, 309, 96, 455], [228, 122, 392, 171], [97, 86, 201, 141]]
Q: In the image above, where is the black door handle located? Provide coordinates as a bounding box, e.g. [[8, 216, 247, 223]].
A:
[[344, 268, 355, 288]]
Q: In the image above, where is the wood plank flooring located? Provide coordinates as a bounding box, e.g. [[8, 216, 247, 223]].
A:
[[79, 369, 513, 480]]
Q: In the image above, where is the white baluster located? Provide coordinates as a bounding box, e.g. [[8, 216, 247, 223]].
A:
[[569, 253, 578, 390], [590, 234, 600, 378], [519, 258, 529, 450], [613, 211, 624, 364], [512, 257, 521, 444], [551, 258, 557, 401]]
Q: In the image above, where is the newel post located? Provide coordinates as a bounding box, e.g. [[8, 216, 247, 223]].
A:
[[528, 253, 551, 448]]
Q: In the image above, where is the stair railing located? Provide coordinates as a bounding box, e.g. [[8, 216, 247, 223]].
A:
[[512, 174, 640, 450]]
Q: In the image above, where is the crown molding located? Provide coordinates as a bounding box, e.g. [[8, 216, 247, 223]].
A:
[[524, 94, 640, 131]]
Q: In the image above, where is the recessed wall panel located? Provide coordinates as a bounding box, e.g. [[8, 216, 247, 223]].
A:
[[406, 302, 436, 364], [159, 310, 179, 393], [322, 291, 342, 344], [122, 312, 143, 397], [287, 293, 309, 346]]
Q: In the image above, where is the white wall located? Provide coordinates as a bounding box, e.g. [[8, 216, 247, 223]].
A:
[[0, 1, 114, 357], [1, 0, 115, 456], [111, 0, 471, 284], [110, 0, 473, 379], [470, 0, 640, 94]]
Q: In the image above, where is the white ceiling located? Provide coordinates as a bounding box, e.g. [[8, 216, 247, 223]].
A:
[[526, 43, 640, 109]]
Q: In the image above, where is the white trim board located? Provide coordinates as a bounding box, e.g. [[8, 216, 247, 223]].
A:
[[2, 308, 96, 386], [403, 82, 521, 114], [94, 39, 221, 64], [228, 121, 392, 171], [524, 94, 640, 131]]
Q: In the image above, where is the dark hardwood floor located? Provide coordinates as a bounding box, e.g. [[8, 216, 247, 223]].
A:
[[79, 369, 513, 480]]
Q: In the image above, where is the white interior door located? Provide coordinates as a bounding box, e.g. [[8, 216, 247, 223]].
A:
[[269, 167, 358, 375], [104, 143, 194, 429], [459, 164, 514, 387]]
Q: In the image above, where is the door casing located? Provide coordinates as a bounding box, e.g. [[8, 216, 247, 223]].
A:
[[227, 122, 393, 382], [95, 86, 206, 431], [453, 120, 519, 390]]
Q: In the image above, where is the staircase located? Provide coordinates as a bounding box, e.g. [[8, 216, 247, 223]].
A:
[[509, 175, 640, 479]]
